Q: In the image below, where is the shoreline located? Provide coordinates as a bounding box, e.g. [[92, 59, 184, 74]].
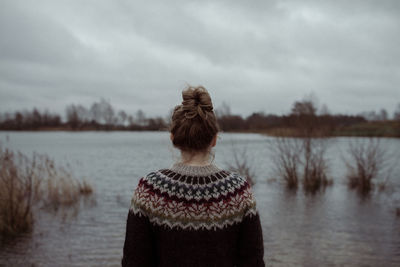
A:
[[0, 127, 399, 138]]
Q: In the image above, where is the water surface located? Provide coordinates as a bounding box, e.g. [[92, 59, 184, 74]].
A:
[[0, 131, 399, 266]]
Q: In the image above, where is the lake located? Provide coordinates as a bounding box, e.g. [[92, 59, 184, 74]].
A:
[[0, 131, 400, 266]]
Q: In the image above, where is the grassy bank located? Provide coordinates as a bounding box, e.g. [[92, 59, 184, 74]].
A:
[[332, 121, 400, 137], [259, 121, 400, 138]]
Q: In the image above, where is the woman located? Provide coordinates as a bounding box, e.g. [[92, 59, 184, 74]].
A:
[[122, 86, 265, 267]]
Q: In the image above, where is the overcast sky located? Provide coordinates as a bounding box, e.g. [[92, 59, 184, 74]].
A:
[[1, 0, 399, 118]]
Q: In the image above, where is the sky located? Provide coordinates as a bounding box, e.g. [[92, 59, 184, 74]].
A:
[[1, 0, 399, 118]]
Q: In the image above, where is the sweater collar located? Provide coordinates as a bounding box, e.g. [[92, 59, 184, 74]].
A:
[[169, 162, 222, 176]]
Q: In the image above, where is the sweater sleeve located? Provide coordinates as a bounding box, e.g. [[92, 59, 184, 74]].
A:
[[237, 183, 265, 267], [122, 179, 155, 267]]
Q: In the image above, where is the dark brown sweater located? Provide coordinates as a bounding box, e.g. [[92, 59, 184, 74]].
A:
[[122, 163, 265, 267]]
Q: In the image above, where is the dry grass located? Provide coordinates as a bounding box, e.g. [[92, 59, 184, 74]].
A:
[[0, 145, 93, 240], [0, 148, 38, 238]]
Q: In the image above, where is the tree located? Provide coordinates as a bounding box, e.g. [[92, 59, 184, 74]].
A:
[[217, 115, 246, 131], [291, 100, 317, 116], [394, 103, 400, 121], [319, 104, 330, 116], [65, 104, 80, 130], [103, 101, 115, 125], [147, 117, 166, 131], [136, 109, 146, 127], [118, 110, 127, 126], [361, 110, 379, 121], [378, 108, 388, 121], [32, 108, 42, 127], [290, 97, 319, 137], [128, 115, 135, 126], [76, 105, 90, 123], [89, 98, 116, 125], [215, 102, 231, 118], [14, 112, 23, 130], [90, 102, 102, 123]]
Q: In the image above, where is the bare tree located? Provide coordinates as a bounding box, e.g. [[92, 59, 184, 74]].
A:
[[65, 104, 80, 130], [89, 98, 116, 126], [118, 110, 127, 126], [76, 105, 91, 123], [319, 104, 330, 116], [136, 109, 147, 127], [290, 96, 321, 137], [102, 100, 115, 126], [127, 115, 135, 127], [394, 103, 400, 121], [90, 102, 102, 123], [291, 100, 317, 116], [361, 110, 379, 121], [147, 117, 166, 131], [165, 107, 175, 127], [379, 108, 388, 121], [215, 101, 231, 118]]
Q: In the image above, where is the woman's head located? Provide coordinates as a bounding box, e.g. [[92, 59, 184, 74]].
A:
[[170, 86, 219, 153]]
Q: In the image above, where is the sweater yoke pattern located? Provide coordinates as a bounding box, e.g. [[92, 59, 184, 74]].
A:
[[130, 163, 258, 231]]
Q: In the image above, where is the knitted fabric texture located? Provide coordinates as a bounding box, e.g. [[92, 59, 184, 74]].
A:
[[122, 163, 265, 267]]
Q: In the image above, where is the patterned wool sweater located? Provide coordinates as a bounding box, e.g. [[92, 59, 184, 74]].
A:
[[122, 163, 265, 267]]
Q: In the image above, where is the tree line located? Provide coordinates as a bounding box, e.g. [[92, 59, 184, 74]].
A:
[[0, 98, 399, 136]]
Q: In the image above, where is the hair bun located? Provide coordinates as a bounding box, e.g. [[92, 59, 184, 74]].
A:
[[181, 86, 213, 120], [170, 85, 219, 151]]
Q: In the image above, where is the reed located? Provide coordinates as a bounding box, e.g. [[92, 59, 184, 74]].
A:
[[0, 145, 93, 240], [0, 148, 40, 238]]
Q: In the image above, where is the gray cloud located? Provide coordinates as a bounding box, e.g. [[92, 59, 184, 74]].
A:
[[1, 0, 399, 118]]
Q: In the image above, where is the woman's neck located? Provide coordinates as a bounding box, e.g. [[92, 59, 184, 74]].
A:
[[179, 150, 211, 166]]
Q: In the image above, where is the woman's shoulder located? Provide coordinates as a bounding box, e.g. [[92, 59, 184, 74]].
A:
[[129, 167, 257, 230]]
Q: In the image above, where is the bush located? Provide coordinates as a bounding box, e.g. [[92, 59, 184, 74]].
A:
[[301, 137, 332, 193], [343, 137, 393, 195], [269, 135, 332, 193], [269, 136, 302, 190]]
